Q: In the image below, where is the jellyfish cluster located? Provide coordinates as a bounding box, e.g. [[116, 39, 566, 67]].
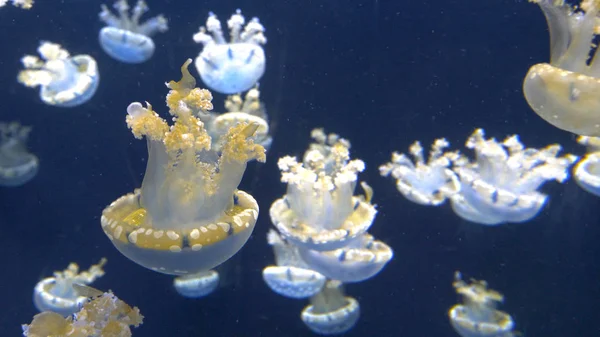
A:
[[263, 129, 392, 334]]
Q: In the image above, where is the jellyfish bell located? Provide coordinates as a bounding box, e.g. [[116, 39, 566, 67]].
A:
[[193, 10, 267, 94], [574, 136, 600, 196], [523, 0, 600, 136], [301, 280, 360, 335], [0, 122, 38, 187], [98, 0, 168, 63]]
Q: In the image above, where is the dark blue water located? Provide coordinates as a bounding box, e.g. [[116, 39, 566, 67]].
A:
[[1, 0, 599, 336]]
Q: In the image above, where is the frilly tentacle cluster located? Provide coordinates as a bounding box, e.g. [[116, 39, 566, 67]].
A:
[[574, 136, 600, 196], [23, 288, 143, 337], [265, 129, 391, 334], [0, 121, 38, 187], [101, 59, 265, 275], [192, 9, 267, 94], [381, 128, 577, 225], [99, 0, 167, 36], [448, 271, 517, 337]]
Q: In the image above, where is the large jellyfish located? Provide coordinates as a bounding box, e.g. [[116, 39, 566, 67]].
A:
[[192, 9, 267, 94]]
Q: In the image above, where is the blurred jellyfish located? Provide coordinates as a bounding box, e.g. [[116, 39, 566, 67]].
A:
[[192, 9, 266, 94], [262, 229, 326, 299], [449, 271, 517, 337], [574, 136, 600, 196], [449, 129, 577, 225], [0, 122, 38, 187], [18, 42, 99, 107], [524, 0, 600, 136], [99, 0, 168, 63], [33, 258, 107, 316], [173, 270, 220, 298], [0, 0, 33, 9], [380, 138, 460, 206], [301, 280, 360, 335]]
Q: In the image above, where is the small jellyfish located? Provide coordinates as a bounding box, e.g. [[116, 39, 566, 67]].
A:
[[101, 60, 265, 275], [18, 42, 99, 107], [270, 129, 377, 252], [449, 129, 576, 225], [301, 280, 360, 335], [0, 0, 33, 9], [574, 136, 600, 196], [449, 271, 517, 337], [33, 258, 106, 317], [192, 9, 267, 94], [173, 270, 220, 298], [523, 0, 600, 136], [0, 122, 38, 187], [380, 138, 460, 206], [99, 0, 168, 63], [262, 229, 326, 299]]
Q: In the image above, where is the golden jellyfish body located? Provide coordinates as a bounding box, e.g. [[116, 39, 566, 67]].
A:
[[101, 59, 266, 275], [524, 0, 600, 136]]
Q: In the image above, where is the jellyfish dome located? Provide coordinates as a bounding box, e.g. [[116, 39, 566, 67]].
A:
[[192, 9, 267, 94], [574, 136, 600, 196], [101, 59, 266, 275], [524, 0, 600, 136], [17, 42, 99, 107], [301, 280, 360, 335], [99, 0, 168, 63], [0, 122, 38, 187]]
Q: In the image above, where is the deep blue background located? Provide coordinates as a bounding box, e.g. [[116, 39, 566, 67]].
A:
[[1, 0, 599, 336]]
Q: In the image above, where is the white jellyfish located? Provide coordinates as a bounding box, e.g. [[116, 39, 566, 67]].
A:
[[99, 0, 168, 63], [192, 9, 267, 94], [573, 136, 600, 196], [18, 42, 99, 107], [173, 270, 220, 298], [301, 280, 360, 335]]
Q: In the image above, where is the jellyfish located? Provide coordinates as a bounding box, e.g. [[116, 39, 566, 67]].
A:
[[270, 129, 377, 252], [573, 136, 600, 196], [449, 129, 577, 225], [99, 0, 168, 63], [18, 41, 99, 107], [192, 9, 267, 94], [301, 280, 360, 335], [0, 122, 38, 187], [33, 258, 106, 317], [23, 287, 143, 337], [101, 59, 266, 275], [523, 0, 600, 136], [173, 270, 220, 298], [449, 271, 517, 337], [262, 229, 326, 299], [379, 138, 461, 206], [0, 0, 33, 9]]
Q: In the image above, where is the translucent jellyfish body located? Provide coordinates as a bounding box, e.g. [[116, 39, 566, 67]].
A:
[[101, 59, 266, 275], [379, 138, 460, 206], [270, 129, 377, 252], [450, 129, 576, 225], [0, 0, 33, 9], [99, 0, 168, 63], [18, 42, 99, 107], [173, 270, 220, 298], [0, 122, 38, 187], [193, 10, 267, 94], [449, 272, 517, 337], [523, 0, 600, 136], [301, 280, 360, 335], [23, 288, 143, 337], [33, 258, 106, 317], [263, 230, 326, 299], [574, 136, 600, 196]]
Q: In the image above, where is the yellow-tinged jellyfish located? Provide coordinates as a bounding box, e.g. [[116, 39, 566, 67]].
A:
[[0, 122, 38, 187], [99, 0, 168, 63], [524, 0, 600, 136], [101, 59, 266, 275], [449, 271, 517, 337], [574, 136, 600, 195], [193, 9, 267, 94], [23, 286, 143, 337], [379, 138, 461, 206], [301, 280, 360, 335], [270, 129, 377, 252], [33, 258, 107, 317], [18, 42, 99, 107], [0, 0, 33, 9], [450, 129, 576, 225]]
